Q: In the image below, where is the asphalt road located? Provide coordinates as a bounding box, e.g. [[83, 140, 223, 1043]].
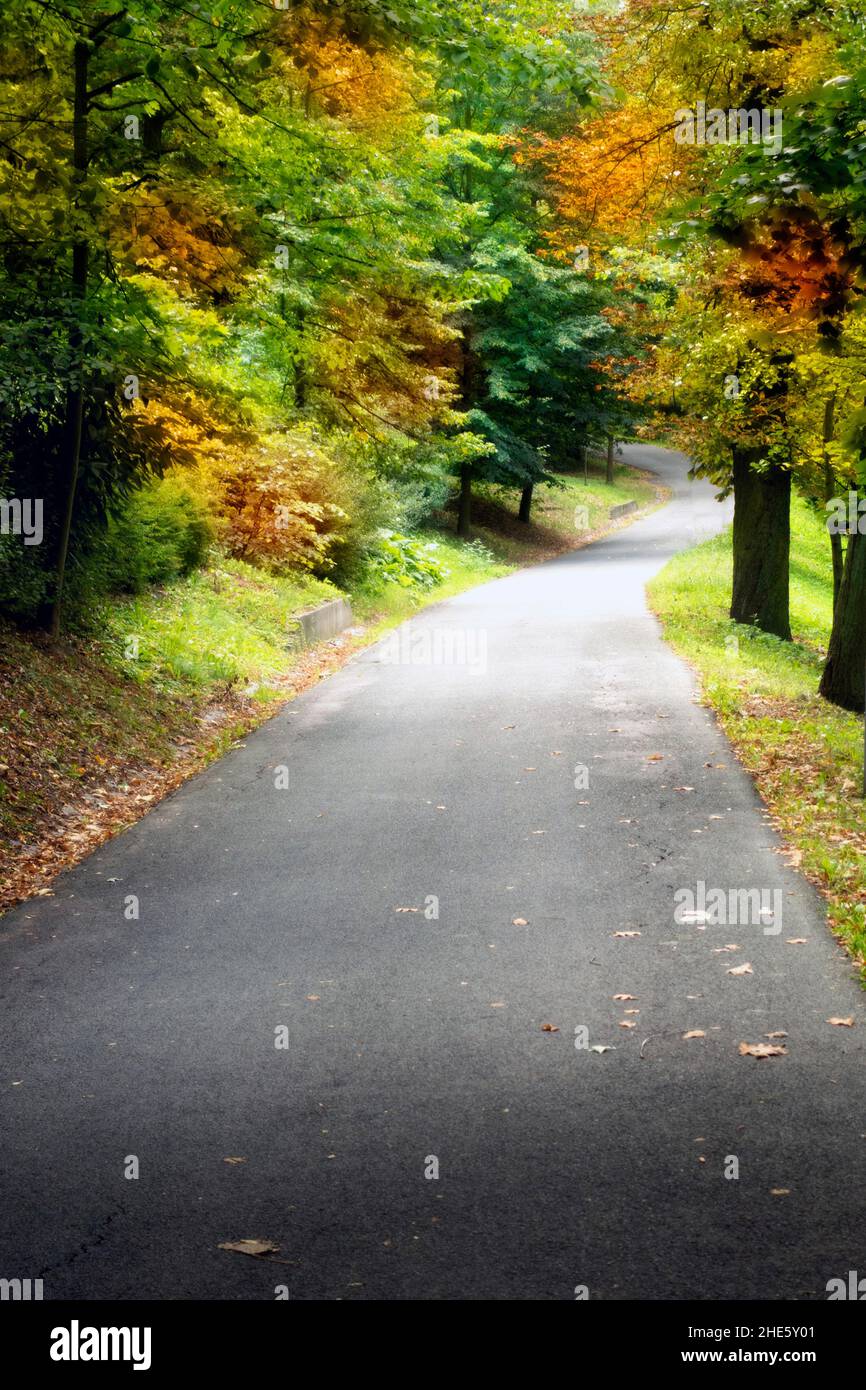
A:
[[1, 444, 864, 1302]]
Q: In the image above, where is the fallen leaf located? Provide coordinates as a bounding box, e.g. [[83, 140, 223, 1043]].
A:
[[712, 944, 740, 953], [727, 962, 753, 976], [512, 917, 528, 926], [541, 1023, 559, 1033], [218, 1239, 279, 1258], [613, 993, 637, 1001], [739, 1042, 786, 1058], [673, 786, 695, 792], [490, 1001, 506, 1008], [619, 1020, 637, 1029], [786, 938, 808, 945], [395, 907, 418, 914], [224, 1157, 247, 1165], [682, 1030, 706, 1040], [624, 1008, 640, 1015], [765, 1031, 787, 1039], [613, 930, 641, 938], [305, 994, 320, 1001], [590, 1045, 615, 1054], [770, 1188, 791, 1196], [646, 753, 664, 762], [827, 1017, 855, 1028]]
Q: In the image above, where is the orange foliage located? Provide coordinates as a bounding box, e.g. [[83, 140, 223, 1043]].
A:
[[115, 185, 250, 301], [525, 103, 697, 251]]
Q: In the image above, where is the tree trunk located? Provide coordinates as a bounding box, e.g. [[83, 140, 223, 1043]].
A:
[[822, 395, 843, 612], [606, 434, 615, 485], [48, 38, 89, 639], [457, 325, 476, 538], [518, 481, 533, 524], [729, 447, 792, 640], [819, 526, 866, 712], [458, 465, 472, 538]]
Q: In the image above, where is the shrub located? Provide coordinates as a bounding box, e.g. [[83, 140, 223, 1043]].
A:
[[364, 529, 449, 591], [66, 475, 213, 622]]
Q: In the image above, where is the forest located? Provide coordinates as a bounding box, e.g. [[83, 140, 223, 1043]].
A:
[[4, 0, 866, 1325], [1, 0, 866, 925]]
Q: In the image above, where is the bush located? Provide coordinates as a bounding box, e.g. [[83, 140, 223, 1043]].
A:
[[364, 529, 449, 591], [67, 476, 213, 621], [0, 535, 50, 622]]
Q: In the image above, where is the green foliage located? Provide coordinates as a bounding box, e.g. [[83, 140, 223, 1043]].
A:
[[364, 530, 449, 592], [93, 479, 213, 596]]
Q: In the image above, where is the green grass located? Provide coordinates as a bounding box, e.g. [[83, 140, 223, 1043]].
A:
[[108, 559, 340, 695], [648, 494, 866, 973]]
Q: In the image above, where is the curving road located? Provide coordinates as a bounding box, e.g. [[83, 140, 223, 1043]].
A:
[[1, 444, 864, 1301]]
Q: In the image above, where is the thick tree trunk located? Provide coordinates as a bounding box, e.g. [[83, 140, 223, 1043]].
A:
[[606, 434, 615, 485], [518, 481, 533, 524], [49, 38, 89, 639], [730, 447, 792, 640], [819, 526, 866, 712], [458, 465, 472, 538]]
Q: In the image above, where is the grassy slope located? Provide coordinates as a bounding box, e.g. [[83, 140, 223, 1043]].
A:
[[0, 460, 660, 914], [648, 494, 866, 974]]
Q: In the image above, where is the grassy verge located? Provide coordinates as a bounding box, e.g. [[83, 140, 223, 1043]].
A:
[[0, 458, 660, 915], [648, 493, 866, 975]]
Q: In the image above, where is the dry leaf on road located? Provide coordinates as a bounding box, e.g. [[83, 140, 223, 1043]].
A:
[[218, 1239, 279, 1258], [613, 930, 641, 938], [727, 962, 753, 976], [739, 1042, 786, 1058], [827, 1017, 855, 1027], [613, 993, 637, 1001], [682, 1030, 706, 1040]]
